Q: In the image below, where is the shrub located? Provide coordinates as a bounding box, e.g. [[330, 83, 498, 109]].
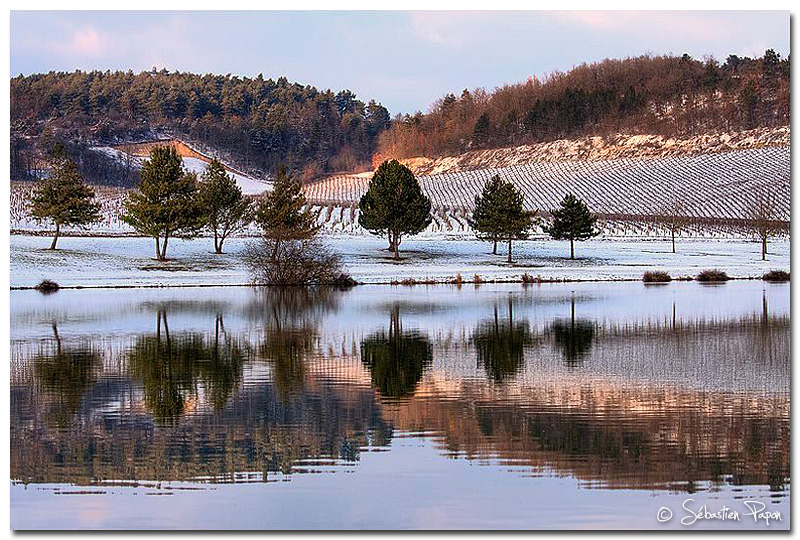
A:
[[696, 269, 730, 282], [34, 279, 60, 294], [242, 237, 345, 286], [473, 274, 484, 284], [453, 273, 463, 285], [762, 270, 790, 282], [521, 272, 535, 283], [643, 271, 672, 283], [331, 273, 358, 288]]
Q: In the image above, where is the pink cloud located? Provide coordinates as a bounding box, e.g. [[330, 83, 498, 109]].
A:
[[69, 27, 103, 56]]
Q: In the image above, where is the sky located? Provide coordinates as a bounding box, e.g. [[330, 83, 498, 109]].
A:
[[10, 11, 790, 115]]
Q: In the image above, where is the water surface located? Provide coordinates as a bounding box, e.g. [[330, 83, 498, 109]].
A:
[[10, 282, 790, 529]]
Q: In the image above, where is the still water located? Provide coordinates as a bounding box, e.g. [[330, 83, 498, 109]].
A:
[[10, 282, 789, 529]]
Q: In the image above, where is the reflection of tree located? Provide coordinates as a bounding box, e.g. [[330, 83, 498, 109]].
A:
[[128, 310, 245, 425], [33, 323, 102, 427], [361, 305, 432, 399], [551, 297, 595, 368], [474, 299, 532, 383], [252, 288, 338, 401]]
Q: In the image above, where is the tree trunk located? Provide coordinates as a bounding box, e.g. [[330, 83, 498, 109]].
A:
[[393, 238, 400, 260], [507, 239, 512, 263], [49, 222, 60, 250], [570, 238, 575, 260], [160, 235, 170, 261], [154, 236, 162, 260], [671, 230, 676, 254], [493, 237, 498, 255], [214, 229, 221, 254], [762, 236, 767, 260]]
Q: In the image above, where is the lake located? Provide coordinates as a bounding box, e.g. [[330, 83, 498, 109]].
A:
[[10, 281, 790, 530]]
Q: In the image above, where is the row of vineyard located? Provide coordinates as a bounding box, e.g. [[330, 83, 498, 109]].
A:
[[10, 147, 789, 239], [306, 147, 790, 222]]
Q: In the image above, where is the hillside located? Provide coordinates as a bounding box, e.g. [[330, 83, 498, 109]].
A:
[[10, 70, 391, 184], [394, 126, 790, 176], [376, 51, 790, 161]]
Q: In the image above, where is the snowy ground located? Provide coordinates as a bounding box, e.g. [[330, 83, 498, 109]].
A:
[[10, 233, 789, 288]]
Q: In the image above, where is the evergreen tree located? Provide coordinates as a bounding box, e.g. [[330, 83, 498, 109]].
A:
[[473, 113, 492, 147], [544, 193, 599, 259], [494, 182, 536, 263], [121, 146, 203, 261], [469, 175, 504, 254], [197, 159, 252, 253], [254, 164, 318, 257], [470, 175, 535, 261], [29, 145, 101, 250], [358, 160, 432, 259]]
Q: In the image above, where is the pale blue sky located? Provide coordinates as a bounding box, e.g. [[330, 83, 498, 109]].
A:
[[10, 11, 790, 114]]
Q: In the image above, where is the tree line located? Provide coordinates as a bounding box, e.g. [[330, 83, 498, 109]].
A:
[[377, 50, 790, 160], [29, 147, 783, 280], [11, 69, 392, 185]]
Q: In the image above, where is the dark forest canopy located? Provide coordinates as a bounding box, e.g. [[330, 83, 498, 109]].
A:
[[377, 51, 790, 160], [11, 69, 391, 183]]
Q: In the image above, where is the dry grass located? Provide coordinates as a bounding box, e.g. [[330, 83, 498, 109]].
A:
[[643, 271, 672, 283], [696, 269, 730, 282]]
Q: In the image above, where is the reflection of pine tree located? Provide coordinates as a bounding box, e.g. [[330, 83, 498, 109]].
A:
[[33, 323, 102, 428], [474, 299, 532, 383], [128, 310, 245, 425], [361, 305, 432, 399], [551, 297, 595, 369]]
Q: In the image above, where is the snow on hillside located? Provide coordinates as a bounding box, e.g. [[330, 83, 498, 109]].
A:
[[181, 157, 270, 195], [92, 147, 271, 195]]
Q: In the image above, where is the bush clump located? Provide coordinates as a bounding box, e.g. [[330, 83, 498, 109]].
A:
[[34, 279, 60, 294], [762, 270, 790, 282], [243, 237, 347, 286], [643, 271, 672, 283], [696, 269, 730, 282]]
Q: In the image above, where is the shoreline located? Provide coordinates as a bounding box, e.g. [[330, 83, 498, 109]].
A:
[[12, 274, 784, 292]]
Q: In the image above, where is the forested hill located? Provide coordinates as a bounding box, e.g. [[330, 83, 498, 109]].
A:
[[11, 69, 391, 183], [376, 51, 790, 161]]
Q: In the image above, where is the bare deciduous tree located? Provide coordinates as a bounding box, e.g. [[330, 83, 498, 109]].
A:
[[747, 193, 787, 260], [660, 199, 691, 254]]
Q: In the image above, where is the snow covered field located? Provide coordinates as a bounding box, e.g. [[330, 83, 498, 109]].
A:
[[10, 233, 789, 288]]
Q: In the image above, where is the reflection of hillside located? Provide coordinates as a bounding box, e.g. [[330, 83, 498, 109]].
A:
[[383, 376, 789, 492]]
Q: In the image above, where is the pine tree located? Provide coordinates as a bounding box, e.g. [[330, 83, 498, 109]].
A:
[[544, 193, 598, 259], [255, 165, 318, 256], [121, 146, 203, 261], [358, 160, 432, 260], [470, 175, 535, 262], [197, 159, 252, 253], [493, 181, 536, 263], [469, 175, 504, 254], [29, 146, 100, 250]]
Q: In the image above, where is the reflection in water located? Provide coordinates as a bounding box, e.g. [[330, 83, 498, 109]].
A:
[[128, 310, 245, 424], [33, 324, 102, 428], [251, 289, 336, 401], [10, 283, 791, 522], [551, 296, 595, 368], [361, 305, 433, 399], [473, 299, 532, 383]]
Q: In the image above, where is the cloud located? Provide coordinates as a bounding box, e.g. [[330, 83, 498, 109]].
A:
[[68, 27, 104, 56]]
